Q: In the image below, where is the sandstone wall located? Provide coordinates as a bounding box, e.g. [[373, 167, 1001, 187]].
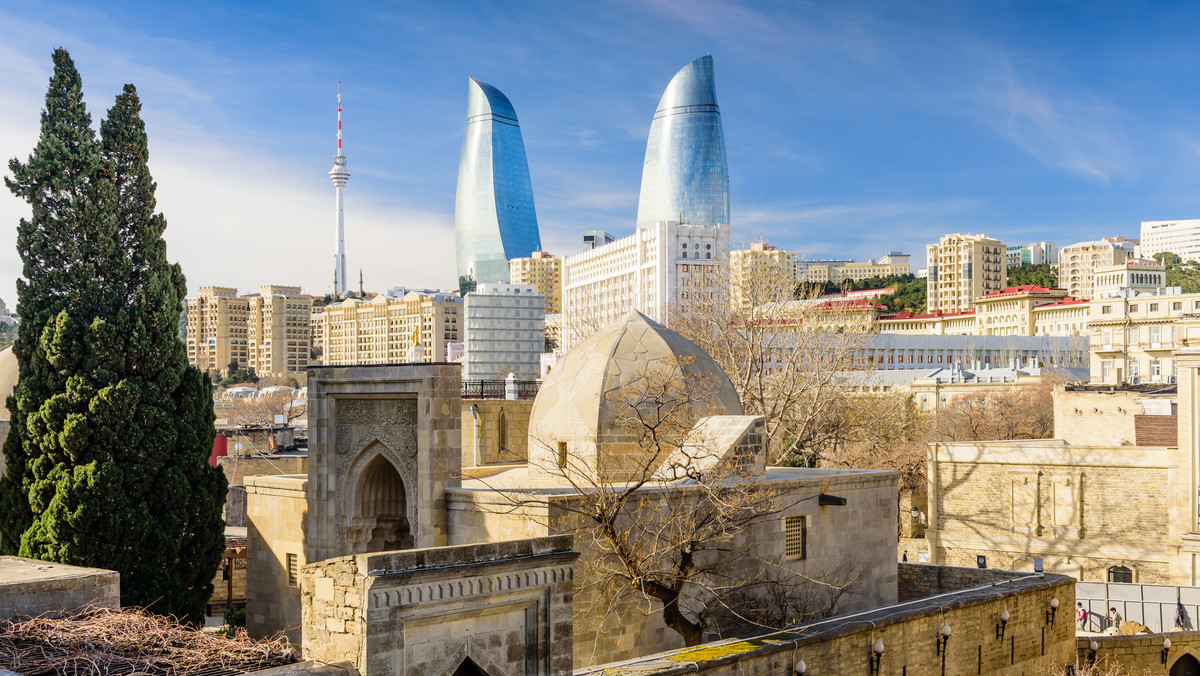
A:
[[246, 474, 308, 642], [1078, 633, 1200, 674], [460, 399, 532, 468], [590, 569, 1075, 676], [0, 557, 119, 618], [219, 453, 307, 486]]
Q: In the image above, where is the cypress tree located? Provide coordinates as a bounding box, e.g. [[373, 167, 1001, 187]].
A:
[[0, 50, 226, 624]]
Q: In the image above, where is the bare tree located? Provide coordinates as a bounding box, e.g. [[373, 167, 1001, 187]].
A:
[[931, 377, 1059, 443], [672, 250, 897, 465], [226, 391, 305, 427], [485, 356, 859, 650]]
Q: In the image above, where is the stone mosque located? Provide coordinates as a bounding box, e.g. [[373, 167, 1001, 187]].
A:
[[244, 311, 901, 673]]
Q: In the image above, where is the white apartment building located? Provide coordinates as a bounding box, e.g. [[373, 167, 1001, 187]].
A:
[[1141, 219, 1200, 262], [1058, 237, 1138, 299], [463, 283, 545, 381], [1092, 259, 1168, 299], [561, 220, 728, 349], [925, 233, 1007, 313]]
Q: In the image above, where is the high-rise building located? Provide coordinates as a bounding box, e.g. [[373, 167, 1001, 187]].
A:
[[730, 242, 794, 311], [186, 287, 250, 375], [329, 82, 350, 295], [313, 292, 461, 366], [1140, 219, 1200, 262], [463, 283, 545, 381], [509, 251, 562, 314], [454, 77, 541, 294], [635, 55, 730, 231], [247, 285, 313, 376], [1058, 237, 1138, 299], [925, 233, 1007, 313], [1005, 241, 1057, 268], [562, 221, 728, 349]]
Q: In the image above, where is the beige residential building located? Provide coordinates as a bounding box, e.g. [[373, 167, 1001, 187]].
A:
[[314, 291, 461, 366], [974, 284, 1070, 336], [1089, 292, 1200, 384], [186, 287, 250, 376], [509, 251, 562, 314], [246, 285, 313, 376], [730, 242, 794, 311], [1058, 236, 1138, 299], [925, 233, 1006, 313], [800, 253, 910, 285]]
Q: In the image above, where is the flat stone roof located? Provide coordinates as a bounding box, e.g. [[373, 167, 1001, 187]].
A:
[[0, 557, 115, 585], [455, 465, 896, 495]]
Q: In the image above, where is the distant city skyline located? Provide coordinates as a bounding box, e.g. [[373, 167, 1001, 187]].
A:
[[2, 2, 1197, 303]]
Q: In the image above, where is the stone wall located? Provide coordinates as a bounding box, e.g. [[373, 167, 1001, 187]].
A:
[[218, 453, 307, 486], [584, 569, 1075, 676], [300, 536, 579, 676], [246, 474, 309, 641], [898, 562, 1025, 601], [0, 557, 119, 618], [1078, 633, 1200, 674], [1053, 388, 1147, 446], [927, 440, 1181, 584], [447, 468, 899, 669], [460, 399, 533, 468]]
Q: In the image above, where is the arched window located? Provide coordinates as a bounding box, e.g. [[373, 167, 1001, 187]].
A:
[[497, 409, 508, 453], [1108, 565, 1133, 583]]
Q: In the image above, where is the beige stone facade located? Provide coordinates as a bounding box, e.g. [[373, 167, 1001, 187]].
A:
[[1059, 236, 1137, 299], [730, 242, 793, 311], [246, 474, 308, 642], [1089, 292, 1200, 384], [186, 286, 250, 375], [0, 557, 120, 618], [313, 292, 460, 366], [802, 258, 910, 285], [510, 251, 562, 314], [461, 399, 532, 469], [247, 285, 312, 376], [926, 233, 1007, 313], [300, 537, 578, 676]]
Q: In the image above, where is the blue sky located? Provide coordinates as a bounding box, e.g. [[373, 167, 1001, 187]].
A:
[[2, 1, 1200, 300]]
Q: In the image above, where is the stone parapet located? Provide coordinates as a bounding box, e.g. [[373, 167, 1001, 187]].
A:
[[0, 557, 119, 618]]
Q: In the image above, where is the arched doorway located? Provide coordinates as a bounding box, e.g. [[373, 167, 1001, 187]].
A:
[[1171, 654, 1200, 676], [353, 454, 412, 553], [452, 657, 490, 676]]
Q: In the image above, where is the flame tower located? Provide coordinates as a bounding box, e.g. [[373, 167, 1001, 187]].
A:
[[329, 80, 350, 295]]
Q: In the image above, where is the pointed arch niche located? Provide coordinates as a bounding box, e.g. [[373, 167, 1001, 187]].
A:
[[348, 449, 413, 554]]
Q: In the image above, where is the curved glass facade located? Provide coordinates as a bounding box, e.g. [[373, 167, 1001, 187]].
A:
[[455, 78, 542, 294], [635, 55, 730, 230]]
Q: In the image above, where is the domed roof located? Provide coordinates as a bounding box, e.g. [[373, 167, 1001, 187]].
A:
[[0, 347, 16, 422], [529, 310, 741, 447]]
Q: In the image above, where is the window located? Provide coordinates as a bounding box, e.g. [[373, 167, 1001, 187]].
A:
[[1107, 565, 1133, 583], [1150, 326, 1161, 347], [1152, 360, 1162, 378], [557, 442, 568, 470], [1102, 360, 1112, 381], [1102, 305, 1112, 315], [1130, 304, 1138, 312], [1150, 303, 1159, 312], [1174, 302, 1182, 312], [784, 516, 807, 560], [287, 553, 299, 587]]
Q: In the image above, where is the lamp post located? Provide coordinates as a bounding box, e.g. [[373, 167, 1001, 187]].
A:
[[1162, 637, 1172, 665], [1046, 597, 1059, 626], [937, 624, 951, 676], [869, 640, 885, 675], [995, 610, 1009, 640]]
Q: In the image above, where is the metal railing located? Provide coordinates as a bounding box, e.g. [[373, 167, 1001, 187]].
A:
[[461, 379, 540, 400]]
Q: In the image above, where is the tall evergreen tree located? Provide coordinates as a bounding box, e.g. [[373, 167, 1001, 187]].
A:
[[0, 50, 226, 624]]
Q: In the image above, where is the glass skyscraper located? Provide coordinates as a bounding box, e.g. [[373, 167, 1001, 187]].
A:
[[455, 77, 542, 294], [635, 55, 730, 230]]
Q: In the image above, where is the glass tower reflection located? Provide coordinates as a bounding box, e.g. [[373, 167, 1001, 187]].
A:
[[635, 55, 730, 230], [455, 77, 542, 293]]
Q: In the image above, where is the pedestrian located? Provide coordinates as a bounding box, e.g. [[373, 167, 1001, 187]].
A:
[[1076, 602, 1087, 630], [901, 550, 908, 563], [1108, 607, 1122, 628]]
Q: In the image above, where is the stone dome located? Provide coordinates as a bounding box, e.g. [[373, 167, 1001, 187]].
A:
[[528, 311, 741, 475], [0, 347, 16, 421]]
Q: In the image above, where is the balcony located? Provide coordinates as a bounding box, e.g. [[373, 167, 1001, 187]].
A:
[[461, 379, 540, 400]]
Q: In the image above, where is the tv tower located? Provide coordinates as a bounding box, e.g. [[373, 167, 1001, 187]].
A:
[[329, 80, 350, 295]]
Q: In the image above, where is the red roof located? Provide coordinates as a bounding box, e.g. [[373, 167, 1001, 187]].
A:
[[1032, 297, 1090, 309], [879, 309, 976, 321], [978, 284, 1066, 299]]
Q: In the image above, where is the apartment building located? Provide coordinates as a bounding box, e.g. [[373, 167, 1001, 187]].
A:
[[186, 287, 250, 375], [561, 220, 728, 349], [246, 285, 312, 376], [1141, 219, 1200, 262], [463, 283, 545, 381], [1058, 236, 1138, 299], [925, 234, 1006, 313], [509, 251, 562, 314], [797, 253, 911, 285], [1005, 241, 1057, 267], [314, 291, 461, 366], [730, 242, 794, 311], [1089, 291, 1200, 385]]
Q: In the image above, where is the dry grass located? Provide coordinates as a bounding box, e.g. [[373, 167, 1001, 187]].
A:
[[0, 606, 297, 675]]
